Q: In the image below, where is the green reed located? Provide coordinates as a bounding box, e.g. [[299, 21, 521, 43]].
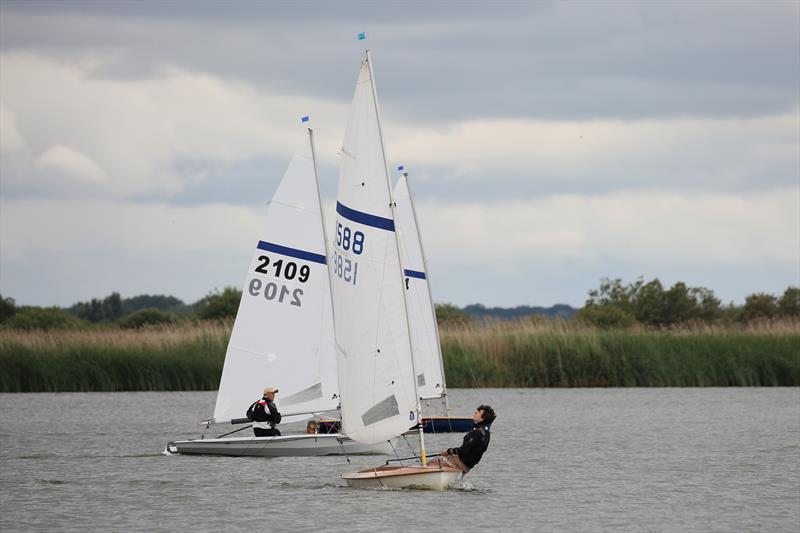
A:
[[440, 320, 800, 388], [0, 323, 229, 392], [1, 319, 798, 392]]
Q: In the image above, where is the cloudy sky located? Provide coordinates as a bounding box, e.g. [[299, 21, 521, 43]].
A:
[[1, 0, 798, 308]]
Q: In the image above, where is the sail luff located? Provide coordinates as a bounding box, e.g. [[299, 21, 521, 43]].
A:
[[308, 126, 339, 408]]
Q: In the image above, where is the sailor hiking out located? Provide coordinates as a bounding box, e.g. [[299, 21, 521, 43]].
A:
[[247, 387, 282, 437], [438, 404, 495, 473]]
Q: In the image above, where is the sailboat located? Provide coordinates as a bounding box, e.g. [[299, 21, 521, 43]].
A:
[[332, 50, 461, 489], [167, 122, 390, 457], [393, 169, 473, 434]]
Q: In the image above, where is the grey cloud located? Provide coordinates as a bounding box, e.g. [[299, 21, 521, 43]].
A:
[[1, 1, 797, 122]]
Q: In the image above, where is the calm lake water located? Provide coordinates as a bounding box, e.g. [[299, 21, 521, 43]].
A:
[[1, 388, 798, 532]]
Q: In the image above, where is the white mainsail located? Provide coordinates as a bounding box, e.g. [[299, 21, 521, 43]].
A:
[[332, 52, 419, 445], [213, 128, 338, 425], [393, 172, 447, 403]]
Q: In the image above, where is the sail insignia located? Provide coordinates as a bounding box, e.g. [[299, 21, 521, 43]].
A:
[[361, 395, 400, 427], [280, 382, 324, 406]]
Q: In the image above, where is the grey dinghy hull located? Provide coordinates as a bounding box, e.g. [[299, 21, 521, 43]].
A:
[[166, 434, 391, 457]]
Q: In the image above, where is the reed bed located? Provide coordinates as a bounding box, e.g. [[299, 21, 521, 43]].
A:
[[1, 319, 798, 391], [0, 322, 230, 392], [439, 319, 800, 387]]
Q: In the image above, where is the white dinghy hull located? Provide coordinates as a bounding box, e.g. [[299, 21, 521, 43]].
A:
[[166, 434, 391, 457], [342, 464, 461, 491]]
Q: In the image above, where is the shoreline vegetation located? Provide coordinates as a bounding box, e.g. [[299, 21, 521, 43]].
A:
[[1, 319, 798, 392]]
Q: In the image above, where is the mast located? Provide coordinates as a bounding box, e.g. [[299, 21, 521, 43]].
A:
[[364, 49, 428, 465], [308, 123, 339, 409], [401, 169, 448, 408]]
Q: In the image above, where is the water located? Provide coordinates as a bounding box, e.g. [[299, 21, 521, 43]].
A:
[[1, 388, 798, 532]]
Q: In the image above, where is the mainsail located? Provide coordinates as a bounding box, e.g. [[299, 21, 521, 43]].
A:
[[393, 172, 447, 403], [213, 128, 338, 424], [332, 52, 419, 444]]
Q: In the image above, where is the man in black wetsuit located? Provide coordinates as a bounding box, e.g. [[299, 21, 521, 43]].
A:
[[247, 387, 282, 437], [439, 404, 496, 473]]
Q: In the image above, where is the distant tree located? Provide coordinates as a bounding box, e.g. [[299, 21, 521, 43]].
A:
[[460, 303, 577, 320], [121, 294, 187, 315], [196, 287, 242, 321], [574, 304, 636, 328], [5, 306, 86, 330], [741, 293, 778, 322], [583, 277, 721, 327], [102, 292, 123, 321], [693, 287, 722, 322], [662, 282, 696, 325], [778, 286, 800, 317], [586, 278, 636, 314], [718, 302, 743, 323], [435, 303, 470, 325], [118, 308, 177, 329], [0, 295, 16, 323], [68, 292, 129, 322], [631, 279, 665, 325]]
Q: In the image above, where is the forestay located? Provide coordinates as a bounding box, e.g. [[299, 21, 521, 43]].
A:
[[213, 130, 338, 424], [393, 174, 446, 401], [332, 55, 418, 444]]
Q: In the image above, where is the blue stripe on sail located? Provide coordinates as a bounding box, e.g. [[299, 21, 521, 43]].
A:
[[336, 202, 395, 232], [404, 269, 426, 280], [257, 241, 327, 264]]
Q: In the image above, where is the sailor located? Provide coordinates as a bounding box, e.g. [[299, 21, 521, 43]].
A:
[[247, 387, 282, 437], [438, 404, 496, 473]]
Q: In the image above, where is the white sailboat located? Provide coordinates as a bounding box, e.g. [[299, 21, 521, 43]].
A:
[[332, 50, 461, 489], [167, 122, 390, 457]]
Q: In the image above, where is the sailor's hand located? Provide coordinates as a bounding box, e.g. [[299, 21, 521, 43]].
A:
[[441, 449, 449, 457]]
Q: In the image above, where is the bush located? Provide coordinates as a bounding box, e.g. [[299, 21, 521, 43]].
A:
[[0, 295, 16, 324], [435, 303, 470, 325], [4, 306, 86, 331], [741, 293, 778, 322], [196, 287, 242, 321], [574, 305, 636, 328], [118, 308, 177, 329], [778, 287, 800, 317]]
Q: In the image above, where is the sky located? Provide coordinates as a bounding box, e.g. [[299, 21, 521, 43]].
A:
[[1, 0, 798, 308]]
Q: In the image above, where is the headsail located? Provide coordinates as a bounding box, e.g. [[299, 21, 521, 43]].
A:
[[393, 173, 447, 403], [332, 53, 418, 444], [213, 128, 338, 424]]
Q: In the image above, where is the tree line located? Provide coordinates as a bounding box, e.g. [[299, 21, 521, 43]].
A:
[[0, 278, 797, 331], [573, 278, 799, 327]]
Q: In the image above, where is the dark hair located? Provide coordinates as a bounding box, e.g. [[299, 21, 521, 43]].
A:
[[477, 404, 496, 425]]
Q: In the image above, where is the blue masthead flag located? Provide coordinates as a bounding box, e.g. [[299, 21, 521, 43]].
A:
[[397, 165, 404, 172], [301, 116, 309, 123], [357, 32, 366, 40]]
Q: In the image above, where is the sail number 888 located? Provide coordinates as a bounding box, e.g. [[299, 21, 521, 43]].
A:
[[336, 222, 365, 254]]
